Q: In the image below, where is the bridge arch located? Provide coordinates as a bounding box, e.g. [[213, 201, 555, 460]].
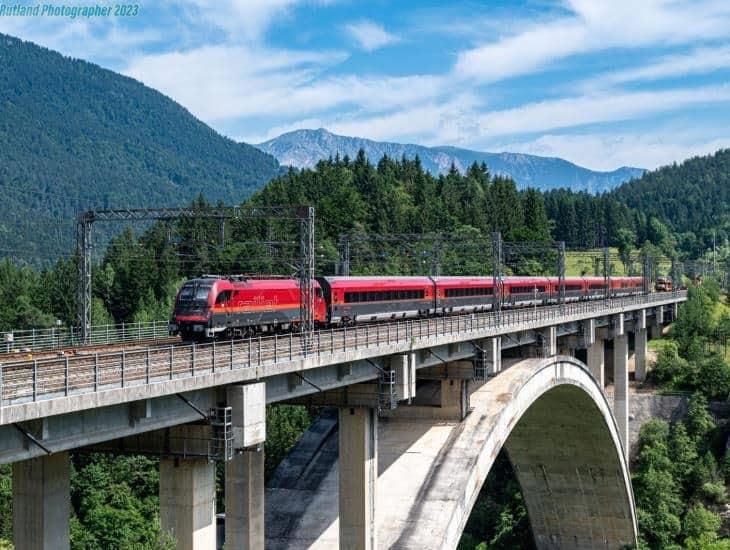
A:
[[266, 356, 638, 549], [428, 356, 638, 550]]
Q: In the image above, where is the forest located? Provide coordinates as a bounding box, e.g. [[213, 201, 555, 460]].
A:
[[0, 33, 281, 262], [0, 149, 727, 548]]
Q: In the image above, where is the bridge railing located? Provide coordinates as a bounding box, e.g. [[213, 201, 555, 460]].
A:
[[0, 320, 172, 353], [0, 292, 685, 407]]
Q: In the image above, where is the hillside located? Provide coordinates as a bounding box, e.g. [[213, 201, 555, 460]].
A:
[[611, 149, 730, 246], [256, 128, 644, 193], [0, 33, 280, 261]]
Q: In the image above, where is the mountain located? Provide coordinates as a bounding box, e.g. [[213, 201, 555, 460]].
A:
[[610, 149, 730, 255], [256, 128, 645, 193], [0, 33, 280, 262]]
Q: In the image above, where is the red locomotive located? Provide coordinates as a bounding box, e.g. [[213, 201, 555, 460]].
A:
[[169, 274, 644, 340]]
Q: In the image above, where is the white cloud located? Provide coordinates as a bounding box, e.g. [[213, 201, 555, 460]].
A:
[[476, 85, 730, 137], [126, 45, 449, 122], [0, 14, 162, 68], [584, 45, 730, 90], [497, 132, 730, 171], [242, 92, 480, 145], [253, 84, 730, 159], [454, 0, 730, 82], [180, 0, 301, 41], [345, 20, 399, 52], [326, 94, 478, 144]]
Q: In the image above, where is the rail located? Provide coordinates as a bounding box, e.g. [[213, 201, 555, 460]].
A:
[[0, 320, 171, 353], [0, 292, 685, 407]]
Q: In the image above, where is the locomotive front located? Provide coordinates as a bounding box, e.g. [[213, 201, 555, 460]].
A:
[[169, 278, 217, 339]]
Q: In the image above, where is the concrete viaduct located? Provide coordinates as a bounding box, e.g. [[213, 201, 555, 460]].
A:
[[0, 292, 684, 549]]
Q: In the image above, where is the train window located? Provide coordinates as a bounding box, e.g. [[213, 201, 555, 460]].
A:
[[345, 288, 425, 303], [215, 291, 232, 305], [178, 285, 194, 301], [511, 286, 530, 294], [445, 287, 493, 298], [565, 285, 581, 291], [194, 285, 212, 304], [511, 285, 541, 294], [589, 284, 605, 290]]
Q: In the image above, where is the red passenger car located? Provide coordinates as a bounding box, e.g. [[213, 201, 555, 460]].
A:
[[503, 276, 555, 306], [317, 276, 434, 325], [432, 276, 495, 314], [611, 276, 644, 296]]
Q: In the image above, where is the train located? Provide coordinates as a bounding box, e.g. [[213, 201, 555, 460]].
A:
[[655, 276, 673, 292], [168, 274, 645, 340]]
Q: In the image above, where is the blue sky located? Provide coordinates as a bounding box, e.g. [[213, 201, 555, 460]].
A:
[[2, 0, 730, 170]]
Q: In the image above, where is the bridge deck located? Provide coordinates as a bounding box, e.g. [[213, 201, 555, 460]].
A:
[[0, 292, 684, 425]]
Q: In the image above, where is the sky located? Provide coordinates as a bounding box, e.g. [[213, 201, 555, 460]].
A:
[[2, 0, 730, 171]]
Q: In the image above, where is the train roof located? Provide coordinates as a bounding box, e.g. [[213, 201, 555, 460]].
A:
[[185, 277, 316, 290], [431, 276, 494, 285], [502, 276, 553, 283], [319, 276, 433, 288]]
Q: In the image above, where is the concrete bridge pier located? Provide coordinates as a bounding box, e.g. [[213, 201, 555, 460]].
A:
[[440, 378, 470, 420], [587, 339, 605, 388], [532, 326, 557, 357], [609, 315, 629, 459], [226, 447, 265, 549], [480, 336, 501, 375], [160, 454, 216, 549], [579, 318, 604, 388], [13, 451, 70, 550], [339, 406, 377, 550], [225, 382, 267, 549], [651, 305, 664, 340], [634, 309, 648, 382]]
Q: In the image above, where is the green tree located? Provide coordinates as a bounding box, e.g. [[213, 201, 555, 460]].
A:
[[633, 420, 683, 548], [519, 188, 551, 243], [672, 286, 714, 355], [683, 505, 722, 546], [685, 394, 715, 445], [669, 423, 698, 492], [0, 465, 10, 542], [615, 228, 636, 271]]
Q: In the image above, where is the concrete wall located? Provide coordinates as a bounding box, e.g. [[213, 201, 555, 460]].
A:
[[605, 392, 688, 456]]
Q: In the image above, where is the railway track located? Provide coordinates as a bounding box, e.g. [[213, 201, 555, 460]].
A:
[[0, 321, 410, 404], [0, 336, 181, 362], [0, 292, 685, 407]]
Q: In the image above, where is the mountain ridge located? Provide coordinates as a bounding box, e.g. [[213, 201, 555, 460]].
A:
[[0, 32, 281, 261], [256, 128, 645, 193]]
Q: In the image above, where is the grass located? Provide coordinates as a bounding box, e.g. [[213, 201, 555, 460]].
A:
[[565, 247, 630, 277], [648, 338, 673, 352], [712, 296, 730, 321]]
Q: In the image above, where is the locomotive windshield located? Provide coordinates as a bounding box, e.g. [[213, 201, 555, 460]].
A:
[[177, 283, 212, 308]]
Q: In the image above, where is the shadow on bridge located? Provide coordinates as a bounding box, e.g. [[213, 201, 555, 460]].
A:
[[266, 355, 637, 549]]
